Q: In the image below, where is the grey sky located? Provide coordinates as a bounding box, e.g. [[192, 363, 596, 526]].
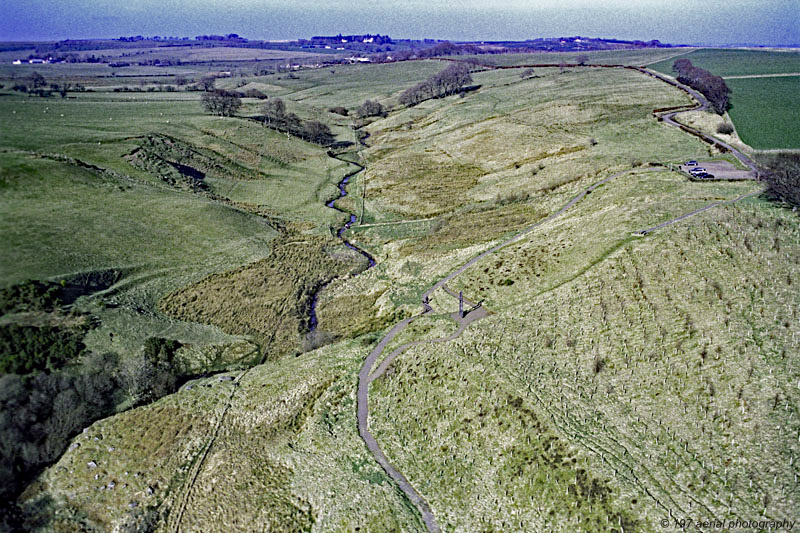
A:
[[1, 0, 798, 45]]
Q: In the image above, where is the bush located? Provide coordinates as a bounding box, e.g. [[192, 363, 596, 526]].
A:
[[357, 99, 386, 118], [0, 324, 87, 374], [716, 122, 734, 134], [329, 106, 349, 116], [242, 88, 267, 99], [757, 152, 800, 206], [0, 280, 63, 314]]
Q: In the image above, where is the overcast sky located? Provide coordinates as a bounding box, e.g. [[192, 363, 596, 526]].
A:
[[1, 0, 798, 45]]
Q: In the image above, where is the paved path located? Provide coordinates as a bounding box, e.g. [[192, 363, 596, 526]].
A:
[[355, 64, 767, 532], [633, 189, 765, 236], [356, 167, 649, 532]]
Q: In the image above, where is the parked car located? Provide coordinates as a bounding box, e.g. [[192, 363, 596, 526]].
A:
[[689, 167, 706, 174], [696, 172, 714, 179], [685, 160, 698, 166]]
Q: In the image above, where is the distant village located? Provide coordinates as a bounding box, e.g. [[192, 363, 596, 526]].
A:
[[8, 34, 675, 67]]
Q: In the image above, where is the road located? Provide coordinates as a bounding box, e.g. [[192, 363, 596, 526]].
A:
[[634, 67, 759, 173], [356, 167, 645, 532], [354, 64, 766, 532]]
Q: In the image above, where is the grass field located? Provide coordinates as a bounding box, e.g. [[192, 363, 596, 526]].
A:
[[4, 48, 799, 532], [461, 48, 692, 67], [0, 83, 363, 364], [648, 48, 800, 77], [649, 48, 800, 150], [726, 76, 800, 149]]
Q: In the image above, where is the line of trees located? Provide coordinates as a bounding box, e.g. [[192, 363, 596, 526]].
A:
[[260, 98, 334, 145], [10, 72, 68, 98], [399, 63, 473, 106], [673, 59, 731, 115]]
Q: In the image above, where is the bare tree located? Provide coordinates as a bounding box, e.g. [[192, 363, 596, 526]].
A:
[[358, 99, 386, 118], [199, 75, 216, 91], [576, 54, 590, 65], [200, 89, 241, 116], [400, 63, 473, 106], [261, 98, 286, 125]]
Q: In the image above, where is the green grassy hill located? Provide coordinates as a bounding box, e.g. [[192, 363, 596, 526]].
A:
[[2, 50, 797, 532]]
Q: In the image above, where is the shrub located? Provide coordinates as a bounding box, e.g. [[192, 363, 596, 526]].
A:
[[242, 88, 267, 99], [716, 122, 734, 134], [0, 280, 63, 314], [329, 106, 349, 116], [0, 324, 88, 374], [357, 99, 386, 118]]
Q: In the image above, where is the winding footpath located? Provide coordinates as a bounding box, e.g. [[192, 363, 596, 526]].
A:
[[353, 64, 766, 532], [632, 67, 759, 173], [356, 167, 645, 532]]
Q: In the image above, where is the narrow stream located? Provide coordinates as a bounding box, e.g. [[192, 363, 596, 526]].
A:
[[308, 155, 376, 333]]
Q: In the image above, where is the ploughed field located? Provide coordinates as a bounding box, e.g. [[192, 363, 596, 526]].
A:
[[1, 49, 797, 532]]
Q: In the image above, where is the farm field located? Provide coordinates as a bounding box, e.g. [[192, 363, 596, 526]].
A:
[[647, 48, 800, 77], [1, 45, 798, 533], [649, 48, 800, 150], [463, 48, 692, 67], [726, 76, 800, 149]]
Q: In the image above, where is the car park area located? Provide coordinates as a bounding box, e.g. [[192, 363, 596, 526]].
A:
[[679, 160, 755, 180]]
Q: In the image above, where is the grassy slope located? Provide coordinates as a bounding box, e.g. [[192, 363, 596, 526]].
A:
[[372, 199, 799, 532], [20, 339, 422, 532], [12, 53, 799, 532], [0, 87, 362, 362]]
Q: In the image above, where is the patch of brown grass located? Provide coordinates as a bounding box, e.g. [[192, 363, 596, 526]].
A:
[[160, 235, 364, 357], [366, 151, 485, 217]]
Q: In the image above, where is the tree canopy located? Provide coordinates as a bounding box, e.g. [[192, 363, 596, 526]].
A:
[[673, 59, 731, 115], [400, 63, 473, 106], [201, 89, 241, 116]]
